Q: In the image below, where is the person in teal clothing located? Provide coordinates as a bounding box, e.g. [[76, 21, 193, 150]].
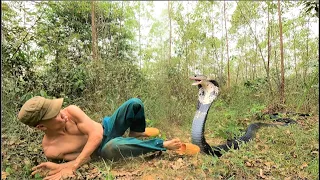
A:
[[17, 96, 182, 179], [98, 98, 180, 161]]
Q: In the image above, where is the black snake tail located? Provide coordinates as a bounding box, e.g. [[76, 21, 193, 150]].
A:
[[207, 119, 297, 157]]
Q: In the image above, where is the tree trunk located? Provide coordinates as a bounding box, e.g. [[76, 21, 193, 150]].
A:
[[185, 3, 189, 77], [293, 21, 298, 83], [236, 48, 241, 85], [224, 1, 230, 89], [304, 18, 310, 86], [267, 2, 273, 94], [186, 41, 188, 76], [139, 2, 141, 69], [91, 0, 97, 61], [254, 18, 257, 80], [220, 4, 224, 84], [277, 0, 285, 104], [167, 0, 172, 122], [237, 3, 268, 79], [168, 1, 172, 63], [274, 48, 280, 88], [211, 3, 218, 79], [116, 1, 124, 58]]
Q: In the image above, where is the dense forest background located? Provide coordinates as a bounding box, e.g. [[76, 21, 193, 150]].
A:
[[1, 1, 319, 179], [2, 1, 319, 118]]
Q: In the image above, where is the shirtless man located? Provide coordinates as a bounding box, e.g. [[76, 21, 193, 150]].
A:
[[18, 96, 182, 180]]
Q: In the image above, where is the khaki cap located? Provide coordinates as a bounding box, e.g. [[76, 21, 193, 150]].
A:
[[18, 96, 63, 127]]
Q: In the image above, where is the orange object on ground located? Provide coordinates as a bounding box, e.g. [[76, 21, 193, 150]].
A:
[[144, 127, 160, 137], [175, 143, 200, 155]]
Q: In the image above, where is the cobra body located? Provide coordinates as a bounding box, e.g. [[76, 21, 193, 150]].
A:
[[190, 75, 297, 157]]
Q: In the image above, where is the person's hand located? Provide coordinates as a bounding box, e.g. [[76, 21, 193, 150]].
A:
[[31, 162, 75, 180], [31, 162, 61, 177], [42, 166, 75, 180]]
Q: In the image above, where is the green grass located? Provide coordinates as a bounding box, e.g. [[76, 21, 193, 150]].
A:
[[1, 87, 318, 179]]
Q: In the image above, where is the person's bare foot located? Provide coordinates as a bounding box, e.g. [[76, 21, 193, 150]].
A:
[[163, 138, 182, 150]]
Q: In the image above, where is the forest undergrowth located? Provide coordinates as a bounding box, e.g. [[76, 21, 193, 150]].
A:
[[1, 2, 319, 179], [2, 85, 318, 180]]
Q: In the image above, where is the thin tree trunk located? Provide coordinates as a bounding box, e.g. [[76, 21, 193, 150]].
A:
[[274, 48, 280, 88], [254, 18, 257, 80], [271, 10, 280, 90], [211, 3, 216, 78], [293, 22, 298, 83], [277, 0, 285, 104], [236, 47, 242, 85], [186, 42, 188, 76], [250, 44, 254, 80], [91, 0, 97, 61], [244, 29, 248, 81], [185, 3, 190, 77], [220, 4, 224, 83], [267, 2, 273, 94], [237, 3, 268, 78], [168, 1, 172, 63], [116, 1, 124, 58], [224, 1, 230, 88], [167, 0, 172, 122], [303, 18, 310, 85], [304, 18, 310, 110], [139, 2, 141, 69]]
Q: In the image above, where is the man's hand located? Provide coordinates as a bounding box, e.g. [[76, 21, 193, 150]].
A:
[[43, 167, 75, 180], [31, 162, 75, 180], [31, 162, 61, 177]]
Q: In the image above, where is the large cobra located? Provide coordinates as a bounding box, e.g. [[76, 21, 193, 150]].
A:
[[190, 75, 297, 157]]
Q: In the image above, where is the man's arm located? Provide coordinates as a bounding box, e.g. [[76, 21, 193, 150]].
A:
[[65, 105, 103, 171], [58, 157, 91, 169], [31, 158, 91, 178]]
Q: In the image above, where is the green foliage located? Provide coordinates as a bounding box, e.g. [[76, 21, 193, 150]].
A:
[[301, 1, 319, 18], [1, 1, 318, 179], [244, 78, 268, 91]]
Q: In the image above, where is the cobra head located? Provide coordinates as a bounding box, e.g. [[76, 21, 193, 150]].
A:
[[190, 75, 219, 104]]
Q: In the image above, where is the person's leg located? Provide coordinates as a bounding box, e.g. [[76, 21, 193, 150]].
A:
[[98, 98, 150, 154], [100, 137, 182, 161], [105, 98, 146, 139]]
